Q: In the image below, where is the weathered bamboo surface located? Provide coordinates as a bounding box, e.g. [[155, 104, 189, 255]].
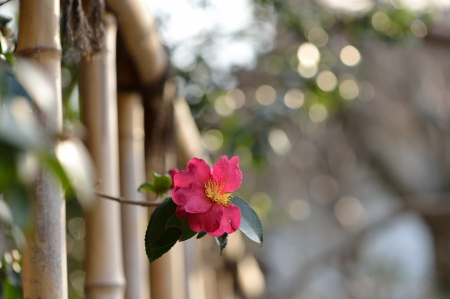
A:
[[16, 0, 67, 298], [118, 91, 150, 299], [106, 0, 167, 84], [79, 13, 126, 299]]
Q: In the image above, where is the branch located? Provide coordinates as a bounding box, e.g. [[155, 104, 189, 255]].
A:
[[93, 189, 162, 207]]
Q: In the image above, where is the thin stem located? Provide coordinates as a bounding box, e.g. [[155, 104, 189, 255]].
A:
[[93, 189, 162, 207], [0, 0, 12, 7]]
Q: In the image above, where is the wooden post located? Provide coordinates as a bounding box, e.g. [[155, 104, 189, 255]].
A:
[[118, 91, 150, 299], [79, 13, 126, 299], [16, 0, 67, 298]]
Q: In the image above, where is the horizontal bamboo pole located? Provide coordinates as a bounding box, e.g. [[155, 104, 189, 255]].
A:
[[106, 0, 167, 84]]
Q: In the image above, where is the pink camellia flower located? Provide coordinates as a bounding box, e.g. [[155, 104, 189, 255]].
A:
[[172, 156, 242, 237], [168, 168, 179, 189]]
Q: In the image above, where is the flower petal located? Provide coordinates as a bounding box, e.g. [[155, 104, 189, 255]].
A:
[[186, 204, 224, 233], [172, 171, 196, 194], [187, 157, 212, 184], [175, 205, 188, 219], [209, 204, 241, 237], [168, 168, 179, 188], [172, 183, 213, 213], [212, 156, 242, 193]]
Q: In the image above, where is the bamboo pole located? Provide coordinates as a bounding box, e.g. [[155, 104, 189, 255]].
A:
[[15, 0, 67, 298], [173, 96, 213, 299], [79, 13, 126, 299], [118, 91, 150, 299], [106, 2, 173, 298], [173, 97, 210, 164], [144, 81, 187, 299], [105, 0, 167, 84]]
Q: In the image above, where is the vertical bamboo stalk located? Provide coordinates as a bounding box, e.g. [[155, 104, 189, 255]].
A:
[[16, 0, 67, 298], [150, 213, 187, 299], [79, 13, 126, 299], [174, 96, 212, 299], [118, 91, 150, 299]]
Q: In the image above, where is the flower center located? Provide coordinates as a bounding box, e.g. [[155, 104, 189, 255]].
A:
[[205, 180, 232, 207]]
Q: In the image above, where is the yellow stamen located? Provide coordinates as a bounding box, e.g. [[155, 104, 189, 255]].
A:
[[205, 180, 232, 207]]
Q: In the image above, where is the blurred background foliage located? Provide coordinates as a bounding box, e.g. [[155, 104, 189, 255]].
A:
[[0, 0, 444, 298], [172, 0, 433, 172]]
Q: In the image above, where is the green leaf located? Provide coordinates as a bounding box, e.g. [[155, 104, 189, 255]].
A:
[[42, 153, 74, 197], [145, 242, 177, 263], [214, 233, 228, 255], [196, 230, 207, 239], [3, 53, 14, 65], [166, 214, 197, 242], [152, 172, 172, 195], [232, 195, 264, 245], [0, 15, 11, 27], [166, 213, 181, 228], [4, 186, 31, 228], [139, 173, 172, 196], [0, 102, 43, 150], [2, 280, 22, 299], [0, 195, 13, 224], [138, 182, 156, 193], [55, 139, 96, 208], [179, 219, 197, 241], [145, 198, 177, 250], [151, 227, 182, 249]]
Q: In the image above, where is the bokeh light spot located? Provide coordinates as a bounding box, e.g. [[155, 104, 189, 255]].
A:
[[68, 217, 86, 240], [284, 89, 304, 109], [287, 199, 311, 221], [226, 89, 246, 109], [250, 192, 273, 215], [307, 27, 329, 47], [61, 67, 72, 88], [215, 95, 234, 116], [411, 19, 427, 38], [255, 85, 276, 106], [12, 262, 21, 273], [334, 196, 364, 227], [268, 128, 291, 156], [11, 250, 20, 260], [297, 43, 320, 66], [339, 79, 360, 100], [309, 103, 328, 123], [297, 63, 318, 78], [340, 45, 361, 67], [4, 252, 12, 264], [316, 71, 337, 92], [202, 129, 224, 151], [372, 12, 391, 32]]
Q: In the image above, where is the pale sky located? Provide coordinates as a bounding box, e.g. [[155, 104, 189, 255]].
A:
[[146, 0, 449, 72], [146, 0, 275, 71]]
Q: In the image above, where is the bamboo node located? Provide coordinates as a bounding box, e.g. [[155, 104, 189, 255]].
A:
[[15, 47, 62, 57]]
